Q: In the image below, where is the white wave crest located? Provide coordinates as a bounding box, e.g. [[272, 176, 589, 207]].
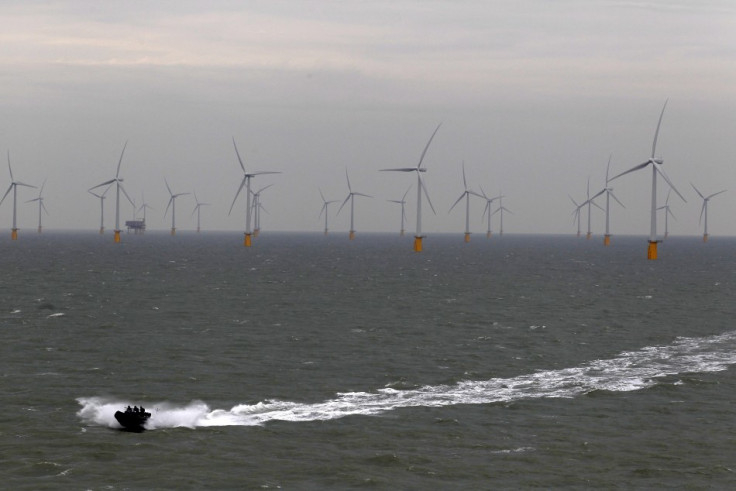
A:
[[77, 330, 736, 430]]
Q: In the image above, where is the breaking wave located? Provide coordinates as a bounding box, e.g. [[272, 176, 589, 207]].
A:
[[78, 330, 736, 430]]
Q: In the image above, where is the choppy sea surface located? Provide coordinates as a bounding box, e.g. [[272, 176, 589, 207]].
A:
[[2, 231, 736, 489]]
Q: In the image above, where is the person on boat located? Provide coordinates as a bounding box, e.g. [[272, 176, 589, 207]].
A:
[[126, 406, 132, 413], [133, 406, 139, 413]]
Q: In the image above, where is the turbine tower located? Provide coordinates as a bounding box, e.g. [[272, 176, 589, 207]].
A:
[[657, 190, 676, 239], [89, 185, 111, 234], [448, 162, 483, 242], [26, 179, 48, 234], [191, 192, 210, 233], [380, 123, 441, 252], [691, 183, 726, 242], [387, 185, 411, 236], [229, 137, 280, 247], [569, 195, 583, 237], [0, 151, 36, 240], [610, 100, 686, 259], [590, 156, 625, 246], [319, 188, 339, 235], [480, 188, 502, 238], [337, 169, 372, 240], [164, 178, 190, 236], [89, 142, 134, 243]]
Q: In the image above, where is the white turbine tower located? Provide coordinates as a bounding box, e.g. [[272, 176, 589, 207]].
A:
[[480, 188, 502, 238], [89, 142, 134, 243], [229, 137, 280, 247], [337, 169, 372, 240], [657, 190, 676, 239], [26, 179, 48, 234], [691, 183, 726, 242], [0, 151, 36, 240], [387, 185, 411, 236], [380, 123, 441, 252], [491, 195, 512, 236], [610, 100, 686, 259], [590, 157, 625, 246], [164, 178, 189, 236], [319, 188, 339, 235], [449, 162, 483, 242], [192, 191, 210, 233]]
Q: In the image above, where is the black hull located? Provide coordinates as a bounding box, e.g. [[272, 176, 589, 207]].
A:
[[114, 410, 151, 432]]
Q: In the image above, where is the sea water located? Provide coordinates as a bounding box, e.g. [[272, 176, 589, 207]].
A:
[[2, 232, 735, 489]]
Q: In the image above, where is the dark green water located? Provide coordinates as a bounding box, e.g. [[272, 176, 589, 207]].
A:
[[2, 232, 736, 489]]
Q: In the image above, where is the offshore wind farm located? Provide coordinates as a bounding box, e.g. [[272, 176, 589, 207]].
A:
[[5, 2, 736, 489]]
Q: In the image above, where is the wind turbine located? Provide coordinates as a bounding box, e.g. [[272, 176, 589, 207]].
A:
[[191, 191, 210, 233], [569, 195, 583, 237], [252, 184, 272, 237], [0, 151, 36, 240], [480, 188, 502, 238], [589, 156, 625, 246], [337, 169, 372, 240], [691, 183, 726, 242], [318, 188, 339, 235], [610, 100, 686, 259], [657, 190, 676, 239], [448, 162, 483, 242], [380, 123, 441, 252], [89, 142, 134, 243], [582, 177, 604, 240], [138, 192, 154, 234], [491, 195, 512, 236], [164, 178, 189, 236], [229, 137, 280, 247], [26, 179, 48, 234], [89, 185, 111, 234], [387, 185, 411, 236]]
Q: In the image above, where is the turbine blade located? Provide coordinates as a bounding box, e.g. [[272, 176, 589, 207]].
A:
[[345, 168, 352, 192], [699, 202, 705, 225], [0, 185, 12, 206], [609, 161, 650, 181], [165, 178, 173, 196], [164, 197, 174, 217], [7, 150, 13, 182], [319, 188, 326, 203], [41, 202, 49, 215], [609, 191, 625, 208], [228, 176, 247, 215], [402, 185, 411, 201], [232, 137, 246, 173], [605, 154, 612, 183], [337, 194, 351, 215], [448, 193, 465, 213], [417, 123, 442, 169], [655, 165, 686, 202], [707, 189, 727, 199], [690, 182, 704, 199], [590, 189, 606, 200], [380, 167, 417, 172], [651, 99, 668, 159], [15, 181, 36, 188], [461, 162, 467, 190], [419, 175, 436, 215], [90, 179, 116, 191], [115, 141, 128, 178], [353, 192, 372, 198], [119, 183, 135, 207]]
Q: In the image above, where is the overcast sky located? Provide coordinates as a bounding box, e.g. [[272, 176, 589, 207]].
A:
[[2, 0, 736, 237]]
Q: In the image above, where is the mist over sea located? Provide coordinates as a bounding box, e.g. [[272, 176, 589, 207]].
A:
[[2, 231, 736, 489]]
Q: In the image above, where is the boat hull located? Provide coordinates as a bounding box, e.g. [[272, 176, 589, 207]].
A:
[[114, 410, 151, 432]]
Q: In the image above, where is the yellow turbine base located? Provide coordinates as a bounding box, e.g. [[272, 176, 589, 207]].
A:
[[413, 236, 423, 252], [464, 233, 471, 243], [603, 234, 611, 246], [114, 230, 121, 243], [703, 234, 708, 243], [11, 228, 18, 240], [244, 233, 252, 247], [647, 240, 658, 260], [171, 228, 176, 236], [349, 230, 355, 240]]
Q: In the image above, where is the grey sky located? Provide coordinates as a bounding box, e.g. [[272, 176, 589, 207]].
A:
[[2, 1, 736, 236]]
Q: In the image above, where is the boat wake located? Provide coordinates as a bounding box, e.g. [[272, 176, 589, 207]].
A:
[[77, 330, 736, 430]]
